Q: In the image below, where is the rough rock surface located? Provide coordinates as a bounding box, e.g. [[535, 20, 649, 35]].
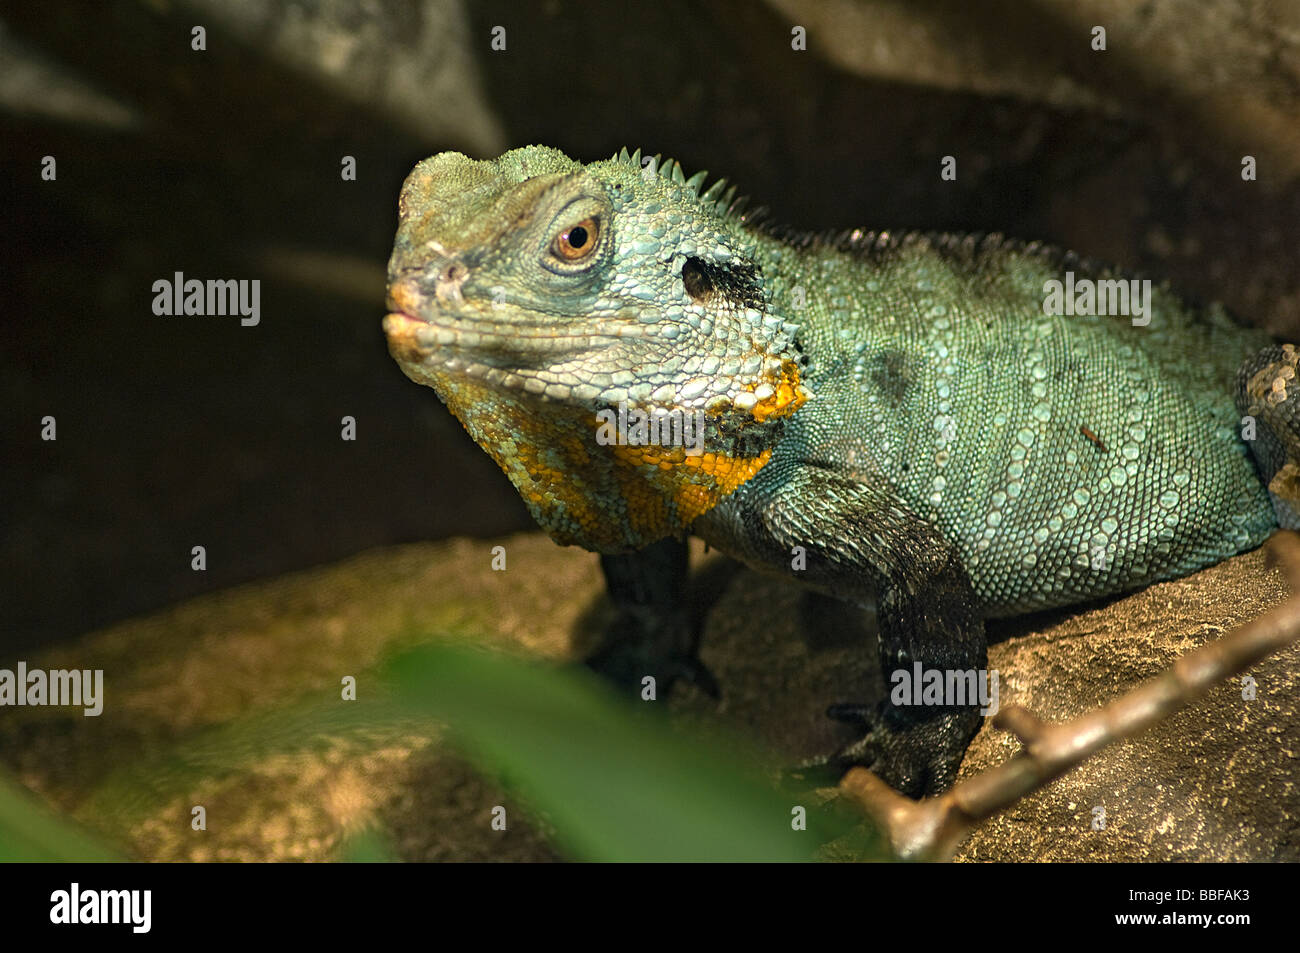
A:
[[765, 0, 1300, 186], [1, 534, 1293, 861]]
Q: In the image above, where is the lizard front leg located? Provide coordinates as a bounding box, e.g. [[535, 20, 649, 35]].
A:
[[697, 461, 988, 797], [586, 536, 720, 699]]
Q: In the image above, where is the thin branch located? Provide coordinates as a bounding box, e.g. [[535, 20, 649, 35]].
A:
[[839, 531, 1300, 862]]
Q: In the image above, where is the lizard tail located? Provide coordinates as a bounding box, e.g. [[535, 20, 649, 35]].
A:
[[1238, 343, 1300, 530]]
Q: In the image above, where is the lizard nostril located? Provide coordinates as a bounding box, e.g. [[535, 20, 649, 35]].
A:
[[434, 260, 469, 304]]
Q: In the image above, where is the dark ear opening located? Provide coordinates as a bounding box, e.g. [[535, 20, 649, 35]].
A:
[[681, 256, 762, 309]]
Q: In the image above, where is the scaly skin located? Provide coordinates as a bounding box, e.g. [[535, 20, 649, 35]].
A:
[[384, 145, 1290, 796]]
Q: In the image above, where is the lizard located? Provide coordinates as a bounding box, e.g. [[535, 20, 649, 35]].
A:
[[382, 145, 1300, 797]]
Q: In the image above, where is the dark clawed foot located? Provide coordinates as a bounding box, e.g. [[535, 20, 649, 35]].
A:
[[786, 700, 982, 799]]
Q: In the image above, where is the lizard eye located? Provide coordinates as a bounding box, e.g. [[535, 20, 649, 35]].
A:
[[552, 217, 600, 261]]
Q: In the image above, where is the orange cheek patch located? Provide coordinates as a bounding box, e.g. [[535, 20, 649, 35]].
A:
[[433, 377, 612, 541], [609, 443, 689, 532], [749, 359, 807, 422], [420, 368, 789, 551], [596, 357, 801, 526], [512, 441, 599, 524], [610, 443, 773, 524], [672, 449, 773, 522], [610, 465, 671, 538]]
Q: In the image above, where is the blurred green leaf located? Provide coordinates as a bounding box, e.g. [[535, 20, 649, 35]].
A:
[[340, 824, 400, 863], [382, 642, 879, 862], [0, 773, 122, 861], [67, 637, 883, 862]]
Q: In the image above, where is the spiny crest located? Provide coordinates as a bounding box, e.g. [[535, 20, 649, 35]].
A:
[[753, 224, 1159, 289], [611, 146, 758, 222]]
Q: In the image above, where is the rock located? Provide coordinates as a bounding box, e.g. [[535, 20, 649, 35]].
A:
[[957, 545, 1298, 861], [2, 533, 1294, 860], [763, 0, 1300, 188]]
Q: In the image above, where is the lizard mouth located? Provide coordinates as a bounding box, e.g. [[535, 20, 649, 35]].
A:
[[382, 309, 635, 379], [383, 311, 440, 370], [383, 309, 525, 371]]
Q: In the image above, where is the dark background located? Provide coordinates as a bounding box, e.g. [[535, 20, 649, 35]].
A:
[[4, 0, 1299, 653]]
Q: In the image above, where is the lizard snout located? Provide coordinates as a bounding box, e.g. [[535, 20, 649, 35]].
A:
[[385, 274, 425, 317], [387, 258, 472, 317]]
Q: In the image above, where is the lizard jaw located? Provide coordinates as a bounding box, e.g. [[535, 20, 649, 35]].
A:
[[382, 310, 635, 390]]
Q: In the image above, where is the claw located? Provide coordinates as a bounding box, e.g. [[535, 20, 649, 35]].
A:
[[800, 702, 982, 797], [781, 710, 884, 792], [780, 754, 846, 793]]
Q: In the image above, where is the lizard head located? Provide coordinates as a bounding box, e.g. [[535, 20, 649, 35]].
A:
[[384, 145, 808, 552]]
